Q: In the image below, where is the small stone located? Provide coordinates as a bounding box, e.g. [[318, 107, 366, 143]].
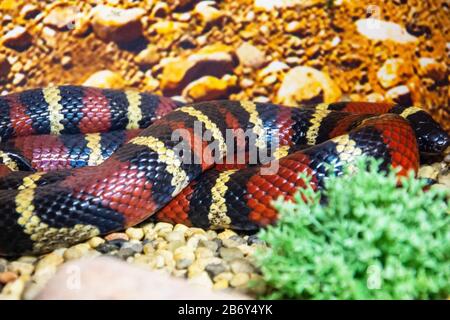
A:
[[238, 244, 258, 256], [187, 271, 213, 288], [213, 279, 229, 290], [60, 55, 72, 69], [44, 4, 79, 30], [230, 272, 250, 288], [8, 261, 34, 276], [418, 58, 446, 82], [0, 277, 25, 300], [438, 173, 450, 187], [17, 256, 38, 264], [217, 229, 238, 241], [12, 73, 26, 86], [222, 235, 247, 248], [277, 66, 342, 105], [143, 243, 155, 255], [187, 234, 209, 249], [2, 26, 32, 51], [199, 239, 220, 253], [0, 258, 7, 272], [330, 36, 341, 47], [34, 253, 64, 273], [182, 75, 237, 101], [156, 249, 175, 269], [117, 247, 135, 260], [95, 242, 120, 254], [63, 243, 91, 261], [123, 241, 143, 254], [160, 44, 234, 95], [20, 4, 40, 19], [0, 272, 18, 284], [188, 261, 205, 278], [167, 240, 186, 252], [236, 42, 266, 69], [356, 19, 417, 43], [88, 236, 105, 248], [248, 273, 267, 295], [259, 61, 289, 77], [377, 58, 407, 89], [41, 26, 57, 47], [174, 246, 195, 269], [186, 227, 207, 238], [219, 247, 244, 261], [247, 234, 265, 245], [240, 78, 254, 88], [262, 74, 278, 85], [213, 271, 234, 282], [195, 247, 215, 259], [205, 263, 227, 278], [194, 1, 225, 25], [173, 224, 189, 234], [230, 259, 255, 274], [172, 269, 187, 278], [164, 231, 186, 243], [125, 227, 144, 241], [143, 75, 160, 91], [91, 5, 145, 43], [365, 92, 385, 103], [154, 222, 174, 233], [385, 85, 412, 105], [83, 70, 125, 89], [152, 21, 187, 35], [143, 228, 157, 241], [72, 13, 91, 37], [418, 165, 438, 180], [135, 45, 160, 68], [285, 21, 305, 35], [151, 2, 170, 18]]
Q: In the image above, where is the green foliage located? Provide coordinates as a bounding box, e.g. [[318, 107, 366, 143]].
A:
[[256, 158, 450, 299]]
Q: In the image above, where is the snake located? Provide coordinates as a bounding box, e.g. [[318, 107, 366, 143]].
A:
[[0, 85, 448, 256]]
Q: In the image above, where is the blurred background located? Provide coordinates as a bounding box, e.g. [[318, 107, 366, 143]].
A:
[[0, 0, 448, 132]]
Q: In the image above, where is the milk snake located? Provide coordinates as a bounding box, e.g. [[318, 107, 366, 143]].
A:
[[0, 86, 448, 256]]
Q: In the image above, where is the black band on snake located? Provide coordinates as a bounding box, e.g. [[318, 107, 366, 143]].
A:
[[0, 86, 448, 256]]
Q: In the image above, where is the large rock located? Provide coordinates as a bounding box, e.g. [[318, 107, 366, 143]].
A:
[[36, 257, 249, 299], [277, 66, 342, 105], [43, 4, 80, 31], [2, 26, 33, 51], [182, 75, 237, 101], [160, 44, 235, 95], [82, 70, 125, 89], [91, 5, 145, 43], [356, 19, 417, 44]]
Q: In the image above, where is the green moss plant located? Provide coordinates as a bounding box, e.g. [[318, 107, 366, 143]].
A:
[[255, 158, 449, 299]]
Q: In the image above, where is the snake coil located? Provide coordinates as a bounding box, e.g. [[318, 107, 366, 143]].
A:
[[0, 86, 448, 256]]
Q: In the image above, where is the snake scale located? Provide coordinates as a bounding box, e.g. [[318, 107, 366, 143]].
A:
[[0, 85, 448, 256]]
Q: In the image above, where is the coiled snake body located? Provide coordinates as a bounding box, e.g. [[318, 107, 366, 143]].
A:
[[0, 86, 448, 256]]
